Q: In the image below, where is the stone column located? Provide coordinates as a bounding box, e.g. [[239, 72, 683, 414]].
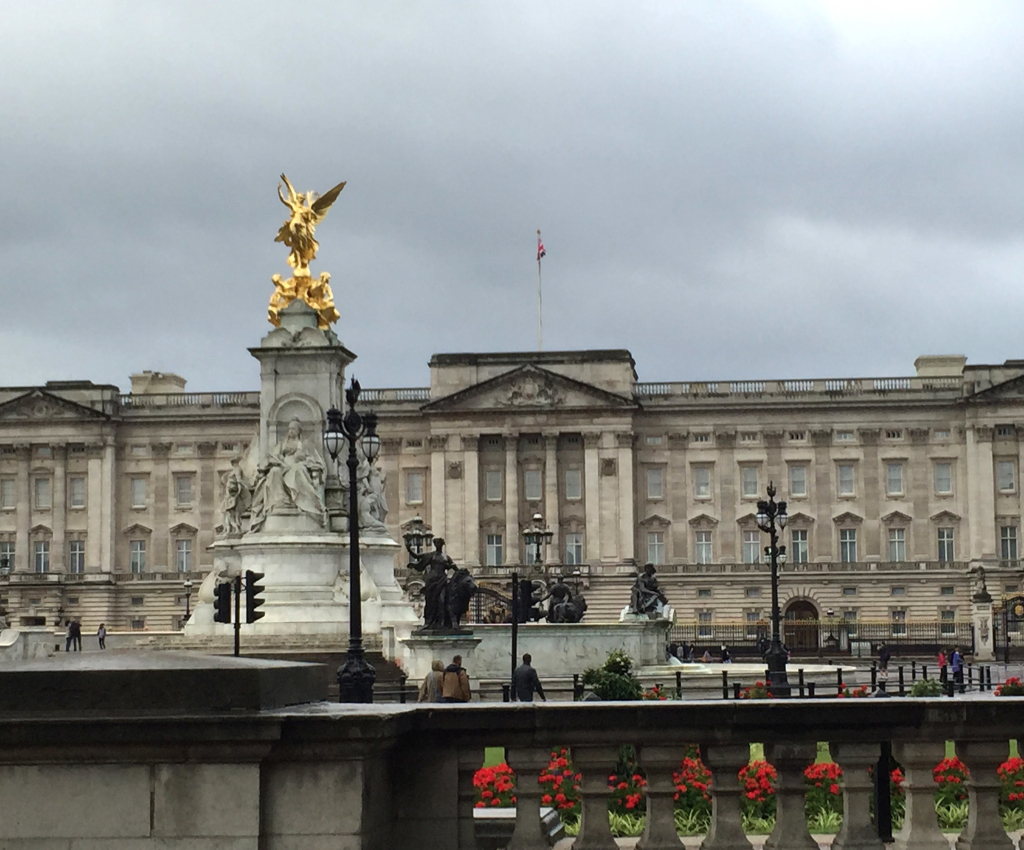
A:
[[892, 741, 948, 850], [458, 747, 486, 850], [811, 430, 833, 559], [716, 432, 738, 562], [617, 433, 636, 564], [14, 445, 29, 572], [429, 435, 447, 541], [637, 745, 684, 850], [584, 432, 602, 563], [966, 426, 996, 561], [571, 745, 620, 850], [668, 433, 689, 562], [506, 747, 551, 850], [86, 445, 103, 572], [463, 435, 480, 567], [197, 442, 217, 570], [151, 442, 172, 571], [50, 443, 66, 573], [700, 743, 753, 850], [505, 434, 520, 564], [544, 433, 560, 565], [829, 742, 884, 850], [859, 429, 881, 559], [971, 580, 995, 662], [954, 740, 1014, 850], [763, 742, 818, 850], [100, 441, 115, 572]]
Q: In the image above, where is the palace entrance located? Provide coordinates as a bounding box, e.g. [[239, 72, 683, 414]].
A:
[[784, 600, 819, 652]]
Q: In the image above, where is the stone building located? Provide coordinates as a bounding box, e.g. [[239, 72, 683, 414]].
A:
[[1, 350, 1023, 642]]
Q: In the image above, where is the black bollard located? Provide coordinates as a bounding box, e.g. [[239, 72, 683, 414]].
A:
[[987, 666, 993, 691], [871, 663, 877, 690], [798, 668, 806, 698], [875, 742, 893, 842], [911, 661, 917, 681], [946, 679, 955, 698], [573, 673, 583, 701], [922, 664, 928, 680], [837, 667, 844, 695], [734, 681, 742, 699], [808, 682, 816, 698], [722, 670, 729, 700], [676, 671, 682, 700], [502, 683, 511, 703], [940, 664, 948, 685], [399, 673, 408, 704], [898, 666, 905, 696], [968, 665, 973, 691]]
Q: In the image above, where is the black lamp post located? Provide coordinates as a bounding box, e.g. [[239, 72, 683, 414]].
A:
[[324, 377, 381, 703], [522, 512, 553, 568], [183, 578, 194, 621], [756, 482, 789, 695]]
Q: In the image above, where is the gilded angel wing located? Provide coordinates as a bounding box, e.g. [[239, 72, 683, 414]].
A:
[[310, 180, 346, 219], [277, 173, 299, 208]]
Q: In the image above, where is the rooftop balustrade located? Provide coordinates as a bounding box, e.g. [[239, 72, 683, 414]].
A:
[[2, 698, 1022, 849], [633, 375, 964, 400]]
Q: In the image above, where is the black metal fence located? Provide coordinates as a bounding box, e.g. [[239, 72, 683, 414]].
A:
[[670, 620, 975, 658]]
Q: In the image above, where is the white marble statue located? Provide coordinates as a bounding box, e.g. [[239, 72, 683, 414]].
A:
[[220, 456, 252, 535], [250, 418, 327, 530], [338, 441, 388, 534]]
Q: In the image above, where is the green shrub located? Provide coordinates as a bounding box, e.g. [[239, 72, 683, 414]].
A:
[[582, 650, 644, 700], [910, 678, 943, 697]]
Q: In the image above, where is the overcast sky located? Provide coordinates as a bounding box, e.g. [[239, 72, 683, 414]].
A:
[[2, 1, 1023, 392]]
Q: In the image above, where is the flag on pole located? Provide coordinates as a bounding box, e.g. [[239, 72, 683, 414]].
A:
[[537, 230, 546, 261]]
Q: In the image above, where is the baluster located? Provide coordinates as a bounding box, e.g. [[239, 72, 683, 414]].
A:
[[506, 748, 551, 850], [954, 741, 1014, 850], [458, 747, 485, 850], [637, 745, 684, 849], [893, 742, 947, 850], [830, 742, 884, 850], [764, 742, 818, 850], [700, 744, 753, 850], [570, 745, 620, 850]]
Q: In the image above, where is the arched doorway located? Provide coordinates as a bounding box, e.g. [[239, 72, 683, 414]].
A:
[[784, 599, 819, 652]]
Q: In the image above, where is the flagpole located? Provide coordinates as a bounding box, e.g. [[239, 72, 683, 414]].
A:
[[537, 229, 543, 351]]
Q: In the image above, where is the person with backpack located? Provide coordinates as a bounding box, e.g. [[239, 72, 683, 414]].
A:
[[441, 655, 471, 703], [417, 659, 444, 703]]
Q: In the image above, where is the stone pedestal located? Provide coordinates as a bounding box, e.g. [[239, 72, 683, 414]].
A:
[[971, 586, 995, 662]]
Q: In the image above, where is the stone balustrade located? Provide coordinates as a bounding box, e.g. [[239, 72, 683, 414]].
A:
[[1, 698, 1022, 849]]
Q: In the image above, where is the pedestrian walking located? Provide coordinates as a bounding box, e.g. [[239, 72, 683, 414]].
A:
[[937, 649, 946, 669], [97, 623, 106, 650], [64, 621, 73, 652], [441, 655, 471, 703], [512, 653, 546, 702], [951, 647, 964, 693], [70, 619, 82, 651], [879, 644, 891, 672], [720, 645, 731, 664], [417, 659, 444, 703]]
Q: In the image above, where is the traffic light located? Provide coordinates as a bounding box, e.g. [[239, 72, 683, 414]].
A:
[[213, 581, 232, 624], [245, 570, 266, 624]]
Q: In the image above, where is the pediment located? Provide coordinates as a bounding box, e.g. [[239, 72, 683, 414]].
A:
[[931, 510, 961, 523], [29, 524, 51, 535], [122, 523, 153, 536], [688, 513, 719, 528], [422, 364, 638, 413], [736, 512, 758, 528], [0, 389, 110, 422], [169, 522, 198, 535], [967, 373, 1024, 402], [640, 513, 671, 528], [832, 511, 863, 525], [881, 510, 913, 525], [787, 512, 815, 525]]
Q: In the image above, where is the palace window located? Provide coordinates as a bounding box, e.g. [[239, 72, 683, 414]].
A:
[[0, 541, 14, 572], [888, 528, 906, 563], [937, 527, 955, 562], [174, 475, 194, 507], [886, 463, 904, 495], [842, 586, 857, 596], [485, 471, 502, 502], [130, 619, 146, 631], [645, 435, 662, 445], [130, 539, 146, 573], [836, 431, 854, 442], [485, 534, 503, 567], [34, 477, 51, 509], [647, 532, 665, 565], [940, 586, 955, 596], [33, 541, 49, 573], [698, 610, 712, 638], [693, 466, 711, 498], [740, 467, 758, 498], [564, 469, 582, 501], [646, 468, 663, 500], [524, 469, 542, 502], [405, 471, 424, 504], [69, 540, 85, 574], [997, 460, 1016, 493], [745, 587, 761, 598], [940, 609, 957, 637], [565, 533, 583, 565], [789, 465, 807, 497], [697, 588, 712, 598], [742, 530, 760, 564], [175, 539, 192, 572], [1001, 526, 1018, 561], [69, 476, 86, 509], [837, 464, 855, 496], [0, 479, 14, 509], [891, 586, 905, 596], [934, 462, 953, 494], [839, 528, 857, 563], [745, 611, 760, 639], [890, 610, 907, 637], [790, 529, 809, 563], [130, 477, 147, 508], [695, 531, 713, 564]]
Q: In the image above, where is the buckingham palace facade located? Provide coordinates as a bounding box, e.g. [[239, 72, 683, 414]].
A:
[[2, 350, 1024, 636]]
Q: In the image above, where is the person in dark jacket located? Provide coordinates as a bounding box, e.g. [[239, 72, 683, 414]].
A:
[[441, 655, 471, 702], [512, 654, 546, 702]]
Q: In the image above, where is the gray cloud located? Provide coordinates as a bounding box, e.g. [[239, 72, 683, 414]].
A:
[[1, 1, 1023, 391]]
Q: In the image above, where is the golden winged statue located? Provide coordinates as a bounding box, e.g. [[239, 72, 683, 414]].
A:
[[268, 174, 345, 329]]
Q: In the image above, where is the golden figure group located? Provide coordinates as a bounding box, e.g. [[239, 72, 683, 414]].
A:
[[268, 174, 345, 329]]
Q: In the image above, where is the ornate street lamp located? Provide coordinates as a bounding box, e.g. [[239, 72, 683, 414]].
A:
[[324, 377, 381, 703], [522, 512, 553, 568], [756, 482, 789, 695], [182, 578, 194, 622], [402, 515, 433, 555]]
